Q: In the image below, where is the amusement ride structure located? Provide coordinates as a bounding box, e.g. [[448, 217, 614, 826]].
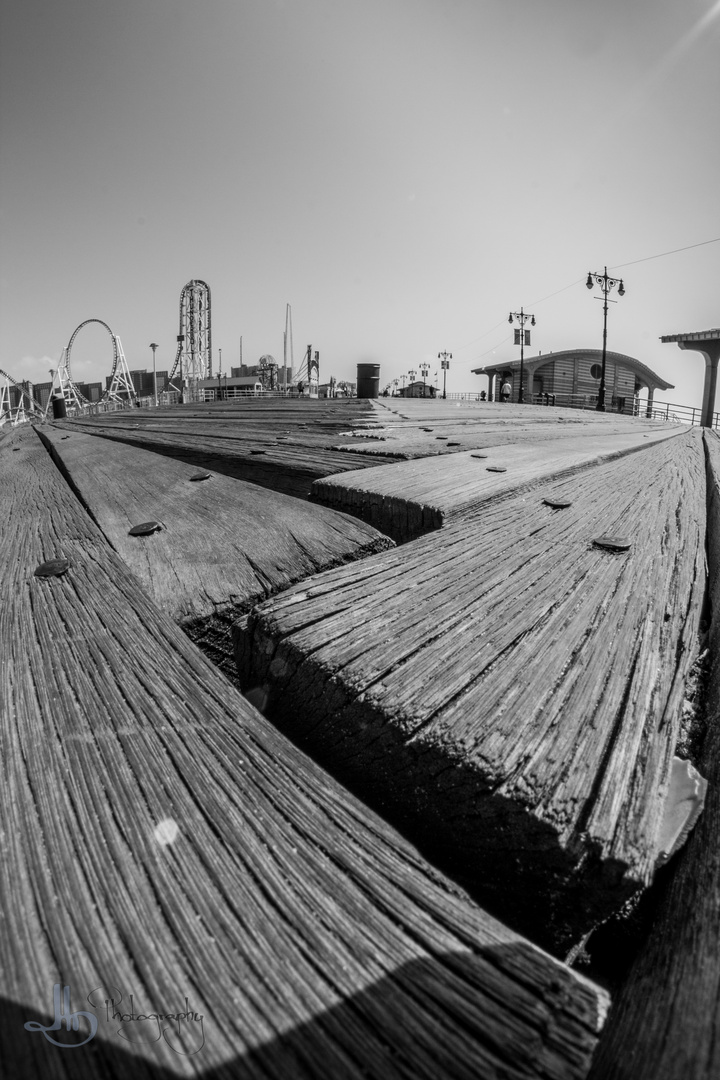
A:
[[54, 318, 136, 413], [169, 280, 212, 386], [1, 318, 135, 426], [0, 368, 43, 426], [1, 281, 310, 426]]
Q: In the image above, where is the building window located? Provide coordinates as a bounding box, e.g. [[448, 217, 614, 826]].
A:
[[590, 364, 602, 379]]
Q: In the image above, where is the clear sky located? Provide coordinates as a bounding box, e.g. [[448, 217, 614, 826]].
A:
[[1, 0, 718, 405]]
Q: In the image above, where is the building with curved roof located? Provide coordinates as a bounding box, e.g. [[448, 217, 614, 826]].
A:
[[473, 348, 674, 412]]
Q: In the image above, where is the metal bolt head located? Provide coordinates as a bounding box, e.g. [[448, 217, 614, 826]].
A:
[[129, 521, 163, 536], [188, 471, 211, 481], [543, 498, 573, 509], [487, 466, 507, 473], [593, 535, 632, 552], [34, 558, 70, 578]]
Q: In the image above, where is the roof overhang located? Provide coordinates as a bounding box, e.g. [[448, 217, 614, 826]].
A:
[[661, 329, 720, 344], [472, 348, 674, 391]]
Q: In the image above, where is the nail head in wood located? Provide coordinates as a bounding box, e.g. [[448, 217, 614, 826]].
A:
[[129, 521, 163, 536], [593, 535, 632, 552], [34, 558, 70, 578]]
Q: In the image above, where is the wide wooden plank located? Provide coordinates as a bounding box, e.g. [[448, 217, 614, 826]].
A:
[[236, 430, 706, 954], [39, 426, 393, 676], [314, 427, 682, 542], [57, 399, 400, 499], [586, 427, 720, 1080], [334, 400, 679, 460], [0, 426, 608, 1079]]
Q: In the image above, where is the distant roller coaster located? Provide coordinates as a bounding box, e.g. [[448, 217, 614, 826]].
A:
[[0, 367, 43, 425], [169, 280, 212, 384], [3, 282, 212, 423], [43, 318, 135, 416]]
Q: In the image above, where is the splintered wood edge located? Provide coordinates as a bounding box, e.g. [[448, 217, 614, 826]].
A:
[[1, 427, 608, 1077]]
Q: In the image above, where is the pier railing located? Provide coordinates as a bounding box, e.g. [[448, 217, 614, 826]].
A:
[[433, 391, 719, 429]]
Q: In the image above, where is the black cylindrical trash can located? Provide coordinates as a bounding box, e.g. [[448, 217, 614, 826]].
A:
[[51, 395, 67, 419], [357, 363, 380, 399]]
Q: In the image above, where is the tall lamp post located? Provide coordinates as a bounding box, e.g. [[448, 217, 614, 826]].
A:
[[586, 267, 625, 411], [408, 369, 416, 396], [420, 362, 430, 397], [438, 351, 451, 399], [507, 310, 535, 404], [149, 343, 158, 407]]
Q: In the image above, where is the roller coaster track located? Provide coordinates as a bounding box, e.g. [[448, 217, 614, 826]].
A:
[[0, 368, 44, 414], [66, 318, 118, 393], [169, 280, 212, 383], [63, 318, 135, 406]]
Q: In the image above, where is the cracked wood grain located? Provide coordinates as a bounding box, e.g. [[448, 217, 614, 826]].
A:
[[0, 425, 608, 1079], [313, 427, 682, 542], [586, 428, 720, 1080], [38, 426, 394, 676], [236, 430, 706, 953]]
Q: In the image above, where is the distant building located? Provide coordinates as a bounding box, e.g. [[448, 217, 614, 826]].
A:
[[473, 349, 673, 412], [26, 379, 103, 408], [198, 376, 266, 399], [398, 380, 436, 398], [107, 369, 169, 398], [79, 382, 104, 403], [230, 362, 293, 388]]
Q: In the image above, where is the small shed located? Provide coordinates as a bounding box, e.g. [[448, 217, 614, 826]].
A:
[[399, 380, 436, 398]]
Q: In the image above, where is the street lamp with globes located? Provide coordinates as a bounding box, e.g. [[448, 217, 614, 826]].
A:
[[586, 267, 626, 411], [507, 310, 536, 404]]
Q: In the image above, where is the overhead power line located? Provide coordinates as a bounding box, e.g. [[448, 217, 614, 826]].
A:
[[609, 235, 720, 271], [453, 235, 719, 365]]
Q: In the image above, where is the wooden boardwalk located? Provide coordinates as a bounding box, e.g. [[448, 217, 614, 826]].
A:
[[60, 399, 400, 500], [1, 422, 608, 1078], [4, 396, 715, 1077], [237, 428, 707, 952], [39, 426, 394, 677], [315, 426, 681, 541], [332, 399, 678, 461], [586, 428, 720, 1080]]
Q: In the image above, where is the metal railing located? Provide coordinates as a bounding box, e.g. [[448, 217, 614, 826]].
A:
[[416, 391, 719, 429]]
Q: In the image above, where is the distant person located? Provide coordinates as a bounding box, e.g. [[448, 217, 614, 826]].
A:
[[500, 380, 512, 402], [480, 391, 487, 401]]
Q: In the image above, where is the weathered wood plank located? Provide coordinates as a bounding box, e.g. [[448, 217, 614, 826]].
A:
[[335, 401, 678, 460], [586, 428, 720, 1080], [313, 427, 682, 542], [236, 430, 706, 953], [39, 427, 393, 676], [57, 400, 400, 499], [0, 426, 608, 1078]]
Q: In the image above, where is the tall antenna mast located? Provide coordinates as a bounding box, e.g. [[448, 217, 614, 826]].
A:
[[284, 304, 294, 389]]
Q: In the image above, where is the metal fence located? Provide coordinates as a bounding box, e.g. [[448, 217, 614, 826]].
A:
[[431, 391, 719, 429]]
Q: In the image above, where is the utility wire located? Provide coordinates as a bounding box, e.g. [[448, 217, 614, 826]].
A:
[[453, 236, 719, 366], [609, 236, 720, 271]]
